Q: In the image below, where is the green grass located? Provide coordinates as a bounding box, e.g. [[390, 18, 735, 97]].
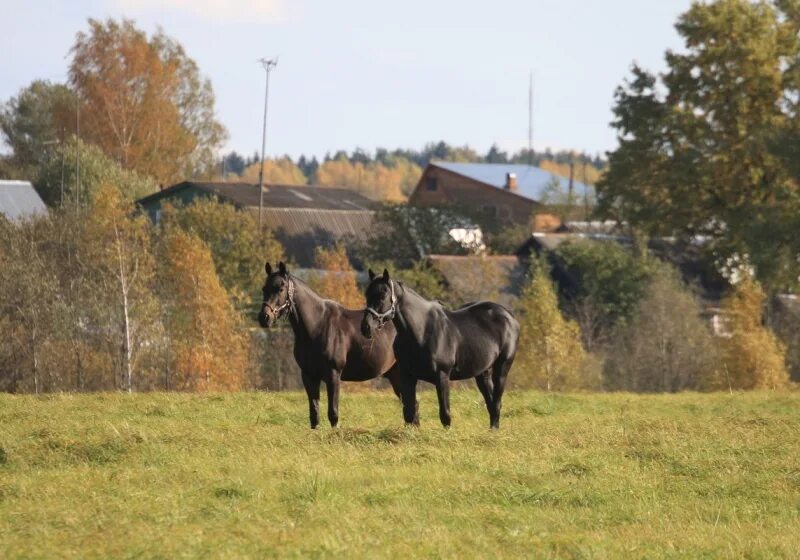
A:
[[1, 390, 799, 558]]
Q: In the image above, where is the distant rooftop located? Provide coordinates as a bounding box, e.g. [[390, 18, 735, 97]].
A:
[[0, 180, 47, 220], [430, 161, 592, 202], [137, 181, 377, 211]]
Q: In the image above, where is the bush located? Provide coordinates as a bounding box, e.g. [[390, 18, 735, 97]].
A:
[[715, 279, 789, 390], [604, 265, 719, 392]]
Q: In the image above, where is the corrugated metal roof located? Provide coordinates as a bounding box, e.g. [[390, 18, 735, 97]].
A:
[[245, 208, 375, 267], [138, 181, 376, 211], [431, 161, 592, 202], [0, 180, 47, 220]]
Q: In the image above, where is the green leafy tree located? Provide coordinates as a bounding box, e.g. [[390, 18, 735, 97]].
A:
[[604, 265, 720, 392], [513, 260, 597, 391], [35, 137, 157, 206], [554, 240, 655, 349], [357, 204, 474, 265], [0, 80, 76, 176], [598, 0, 800, 291], [158, 198, 285, 305], [0, 216, 66, 393]]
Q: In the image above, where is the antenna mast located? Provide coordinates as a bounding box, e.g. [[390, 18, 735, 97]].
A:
[[528, 71, 534, 166]]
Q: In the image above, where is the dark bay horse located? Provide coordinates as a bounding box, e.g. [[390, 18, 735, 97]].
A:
[[259, 262, 408, 429], [361, 269, 520, 429]]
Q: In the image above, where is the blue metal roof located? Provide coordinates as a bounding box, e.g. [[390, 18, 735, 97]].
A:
[[0, 181, 47, 220], [431, 161, 592, 202]]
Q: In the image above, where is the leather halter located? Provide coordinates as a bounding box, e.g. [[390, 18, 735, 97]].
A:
[[264, 278, 295, 319], [366, 279, 396, 329]]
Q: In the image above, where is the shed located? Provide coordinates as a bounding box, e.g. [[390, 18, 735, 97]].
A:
[[136, 181, 377, 267], [0, 180, 47, 220]]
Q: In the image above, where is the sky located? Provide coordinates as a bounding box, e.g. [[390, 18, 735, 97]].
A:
[[0, 0, 694, 160]]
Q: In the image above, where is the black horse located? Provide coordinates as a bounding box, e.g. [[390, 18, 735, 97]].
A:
[[361, 269, 520, 429], [259, 262, 408, 428]]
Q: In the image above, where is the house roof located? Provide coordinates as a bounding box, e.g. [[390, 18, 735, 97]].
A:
[[245, 207, 375, 268], [427, 255, 526, 308], [0, 180, 47, 220], [137, 181, 376, 211], [430, 161, 592, 202]]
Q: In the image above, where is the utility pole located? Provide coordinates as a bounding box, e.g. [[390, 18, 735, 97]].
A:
[[528, 71, 534, 166], [75, 99, 81, 216], [583, 157, 590, 221], [257, 57, 278, 233]]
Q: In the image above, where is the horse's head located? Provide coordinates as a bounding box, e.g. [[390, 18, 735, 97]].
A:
[[362, 268, 396, 339], [259, 261, 294, 328]]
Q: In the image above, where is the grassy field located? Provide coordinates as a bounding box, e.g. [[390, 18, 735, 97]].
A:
[[1, 390, 799, 558]]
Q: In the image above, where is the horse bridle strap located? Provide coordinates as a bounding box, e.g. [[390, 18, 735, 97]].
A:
[[265, 278, 295, 318], [366, 280, 396, 327]]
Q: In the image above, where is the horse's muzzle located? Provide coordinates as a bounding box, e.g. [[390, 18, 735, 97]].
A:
[[259, 308, 275, 328], [361, 316, 374, 339]]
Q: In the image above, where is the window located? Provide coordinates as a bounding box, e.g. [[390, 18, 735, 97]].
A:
[[426, 177, 438, 191]]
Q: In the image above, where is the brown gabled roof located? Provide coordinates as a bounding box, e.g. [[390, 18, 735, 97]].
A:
[[137, 181, 376, 211]]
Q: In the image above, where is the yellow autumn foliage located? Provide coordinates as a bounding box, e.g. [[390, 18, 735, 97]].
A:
[[313, 157, 421, 202], [539, 159, 604, 186], [240, 157, 307, 185], [159, 229, 248, 391], [306, 244, 364, 309], [513, 261, 598, 390], [717, 278, 789, 390]]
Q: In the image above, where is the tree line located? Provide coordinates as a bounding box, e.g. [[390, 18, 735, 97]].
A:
[[2, 187, 793, 394], [216, 143, 606, 202]]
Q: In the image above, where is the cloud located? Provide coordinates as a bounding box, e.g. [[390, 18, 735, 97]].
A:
[[112, 0, 291, 24]]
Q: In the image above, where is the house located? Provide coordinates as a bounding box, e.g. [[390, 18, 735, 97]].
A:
[[408, 161, 592, 226], [0, 180, 47, 220], [137, 181, 377, 267]]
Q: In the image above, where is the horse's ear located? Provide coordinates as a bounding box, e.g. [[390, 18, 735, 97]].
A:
[[265, 262, 272, 275], [278, 261, 287, 275], [382, 268, 390, 281], [368, 268, 376, 281]]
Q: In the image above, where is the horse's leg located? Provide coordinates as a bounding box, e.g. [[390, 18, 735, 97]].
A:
[[302, 371, 321, 429], [385, 364, 403, 401], [475, 370, 494, 426], [325, 370, 341, 428], [435, 371, 452, 428], [387, 365, 419, 424], [490, 358, 514, 430], [400, 371, 419, 427]]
